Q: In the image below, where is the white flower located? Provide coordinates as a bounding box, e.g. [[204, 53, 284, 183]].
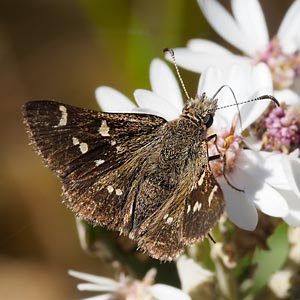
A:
[[268, 269, 293, 299], [96, 59, 289, 231], [96, 58, 184, 121], [68, 268, 191, 300], [289, 226, 300, 263], [171, 0, 300, 93]]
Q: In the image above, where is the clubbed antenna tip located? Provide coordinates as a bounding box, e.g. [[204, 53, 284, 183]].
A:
[[163, 48, 191, 100]]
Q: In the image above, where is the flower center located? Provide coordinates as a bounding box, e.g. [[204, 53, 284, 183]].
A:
[[253, 37, 300, 90], [208, 128, 242, 177], [262, 104, 300, 153]]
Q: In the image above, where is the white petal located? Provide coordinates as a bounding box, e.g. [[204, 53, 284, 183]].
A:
[[197, 66, 223, 96], [149, 284, 191, 300], [278, 0, 300, 53], [68, 270, 118, 287], [274, 89, 300, 105], [277, 188, 300, 226], [282, 154, 300, 197], [187, 39, 233, 55], [95, 86, 136, 113], [233, 153, 289, 217], [198, 0, 252, 55], [77, 284, 118, 292], [134, 89, 180, 121], [243, 134, 263, 151], [231, 0, 269, 53], [167, 48, 239, 73], [208, 64, 252, 128], [240, 150, 289, 189], [217, 175, 258, 230], [150, 58, 184, 109], [176, 255, 213, 293], [236, 63, 273, 130]]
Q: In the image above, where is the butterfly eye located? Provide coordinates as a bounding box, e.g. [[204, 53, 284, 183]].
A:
[[203, 114, 213, 128]]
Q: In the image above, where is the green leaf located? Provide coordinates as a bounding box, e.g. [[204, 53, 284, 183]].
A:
[[252, 222, 289, 292]]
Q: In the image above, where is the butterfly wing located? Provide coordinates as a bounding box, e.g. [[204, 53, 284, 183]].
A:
[[22, 100, 166, 232], [132, 141, 224, 261]]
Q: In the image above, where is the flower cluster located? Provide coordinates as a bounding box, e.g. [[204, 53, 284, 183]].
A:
[[262, 104, 300, 153]]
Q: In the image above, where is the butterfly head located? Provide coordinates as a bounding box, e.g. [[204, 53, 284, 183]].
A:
[[182, 93, 218, 129]]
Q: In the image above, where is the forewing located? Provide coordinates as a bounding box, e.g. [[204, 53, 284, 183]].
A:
[[22, 100, 166, 231]]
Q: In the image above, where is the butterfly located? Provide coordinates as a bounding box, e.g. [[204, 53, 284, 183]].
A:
[[22, 95, 225, 261]]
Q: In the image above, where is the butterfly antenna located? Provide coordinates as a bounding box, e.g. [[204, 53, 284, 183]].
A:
[[164, 48, 191, 100], [213, 85, 243, 130], [216, 94, 280, 110]]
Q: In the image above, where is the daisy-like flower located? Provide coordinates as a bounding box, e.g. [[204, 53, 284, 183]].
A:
[[96, 58, 289, 231], [68, 268, 191, 300], [172, 0, 300, 94]]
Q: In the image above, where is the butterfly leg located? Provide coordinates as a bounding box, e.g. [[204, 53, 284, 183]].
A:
[[207, 134, 244, 192]]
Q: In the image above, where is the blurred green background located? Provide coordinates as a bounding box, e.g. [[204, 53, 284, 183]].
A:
[[0, 0, 293, 299]]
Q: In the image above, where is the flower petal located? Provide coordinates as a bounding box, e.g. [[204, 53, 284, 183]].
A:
[[240, 150, 289, 189], [274, 89, 300, 105], [150, 58, 183, 109], [231, 0, 269, 53], [95, 86, 136, 113], [77, 284, 118, 292], [282, 154, 300, 198], [238, 63, 273, 130], [198, 0, 252, 55], [217, 175, 258, 231], [149, 284, 191, 300], [233, 152, 289, 217], [187, 39, 234, 55], [278, 0, 300, 53], [167, 48, 241, 73], [68, 270, 118, 287], [134, 89, 180, 120], [202, 64, 253, 129], [197, 66, 223, 96], [176, 255, 213, 293], [277, 188, 300, 226]]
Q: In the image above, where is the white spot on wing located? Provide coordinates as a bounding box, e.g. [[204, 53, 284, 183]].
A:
[[79, 142, 88, 154], [99, 120, 110, 136], [208, 185, 218, 207], [115, 188, 123, 196], [163, 214, 169, 220], [187, 204, 191, 213], [107, 185, 114, 193], [56, 105, 68, 127], [193, 201, 202, 213], [111, 140, 116, 146], [95, 159, 105, 166], [72, 137, 88, 154], [72, 137, 79, 145], [198, 171, 206, 186], [166, 216, 173, 224]]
